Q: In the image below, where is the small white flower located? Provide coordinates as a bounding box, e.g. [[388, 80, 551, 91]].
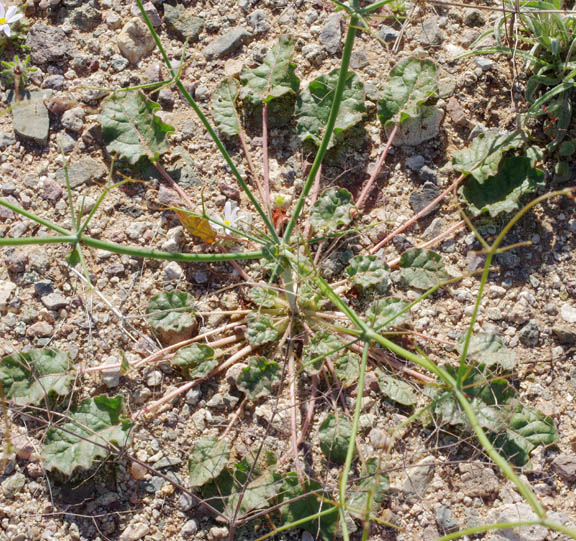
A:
[[0, 3, 23, 38], [213, 200, 244, 233]]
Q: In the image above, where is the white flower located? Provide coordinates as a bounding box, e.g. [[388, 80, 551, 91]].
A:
[[0, 3, 23, 38], [212, 200, 243, 233]]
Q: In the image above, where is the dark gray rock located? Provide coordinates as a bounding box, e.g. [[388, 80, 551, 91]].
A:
[[519, 320, 540, 347], [464, 8, 486, 26], [57, 131, 76, 154], [26, 24, 73, 65], [164, 4, 203, 42], [204, 27, 251, 60], [552, 455, 576, 482], [43, 74, 65, 91], [0, 132, 16, 149], [56, 157, 107, 188], [552, 324, 576, 345], [379, 24, 399, 43], [69, 2, 101, 31], [11, 90, 51, 146], [246, 9, 270, 34], [409, 181, 440, 215], [5, 250, 28, 273], [110, 54, 129, 73], [413, 16, 444, 47], [158, 88, 175, 110], [34, 280, 54, 297], [406, 155, 426, 171], [133, 1, 161, 27], [320, 13, 343, 55], [435, 506, 459, 534]]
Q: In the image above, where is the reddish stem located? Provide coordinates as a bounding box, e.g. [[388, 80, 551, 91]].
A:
[[262, 102, 271, 213]]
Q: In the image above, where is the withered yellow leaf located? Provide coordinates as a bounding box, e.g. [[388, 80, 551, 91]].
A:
[[174, 209, 217, 244]]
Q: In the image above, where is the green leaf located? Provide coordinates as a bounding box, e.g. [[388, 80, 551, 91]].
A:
[[492, 405, 557, 467], [345, 255, 390, 291], [226, 470, 279, 517], [240, 35, 299, 104], [66, 246, 81, 268], [248, 287, 279, 308], [43, 395, 133, 475], [100, 91, 174, 164], [378, 374, 418, 406], [348, 457, 389, 520], [303, 332, 342, 375], [245, 314, 279, 345], [399, 249, 447, 290], [237, 356, 281, 399], [365, 297, 410, 330], [461, 156, 546, 217], [171, 344, 216, 379], [280, 472, 338, 541], [318, 413, 353, 464], [295, 69, 365, 148], [212, 78, 241, 137], [453, 131, 523, 183], [378, 57, 438, 125], [310, 187, 353, 233], [147, 291, 197, 343], [188, 436, 230, 487], [456, 333, 516, 371], [334, 352, 362, 386], [1, 349, 74, 406]]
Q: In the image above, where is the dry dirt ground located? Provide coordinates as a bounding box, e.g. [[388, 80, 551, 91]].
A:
[[1, 0, 576, 540]]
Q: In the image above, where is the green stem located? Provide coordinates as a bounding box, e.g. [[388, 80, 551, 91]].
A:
[[282, 12, 359, 243], [338, 341, 370, 541], [438, 520, 576, 541], [135, 0, 279, 243], [0, 235, 77, 246]]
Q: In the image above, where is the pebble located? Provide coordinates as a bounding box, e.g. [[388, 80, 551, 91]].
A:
[[26, 23, 73, 65], [379, 24, 399, 43], [552, 455, 576, 482], [204, 27, 251, 60], [26, 321, 54, 338], [41, 292, 68, 310], [435, 506, 459, 533], [369, 428, 391, 449], [475, 56, 494, 71], [56, 157, 107, 188], [101, 364, 121, 388], [185, 387, 202, 405], [146, 370, 163, 387], [208, 526, 229, 539], [57, 131, 76, 153], [552, 324, 576, 345], [320, 13, 343, 55], [117, 18, 156, 65], [402, 456, 435, 498], [110, 54, 130, 73], [561, 303, 576, 323], [119, 522, 150, 541], [61, 106, 85, 133], [413, 16, 444, 47], [34, 280, 54, 297], [5, 251, 28, 273], [0, 131, 16, 149], [181, 519, 199, 537], [164, 4, 203, 41], [246, 9, 270, 34], [163, 261, 185, 281], [518, 320, 540, 347], [11, 90, 50, 146], [488, 503, 548, 541], [459, 462, 499, 497], [178, 492, 195, 512], [133, 1, 161, 27], [0, 280, 16, 311], [105, 11, 123, 30], [409, 182, 440, 215], [158, 88, 175, 109], [1, 472, 26, 499]]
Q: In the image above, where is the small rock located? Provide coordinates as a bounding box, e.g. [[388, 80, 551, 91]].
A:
[[414, 16, 443, 47], [119, 522, 150, 541], [552, 324, 576, 345], [101, 364, 121, 388], [34, 280, 54, 297], [0, 131, 16, 149], [163, 261, 185, 281], [561, 303, 576, 323], [402, 456, 435, 498], [69, 3, 102, 31], [57, 131, 76, 153], [12, 434, 34, 460], [5, 251, 28, 273], [409, 182, 440, 215], [302, 43, 326, 66], [0, 280, 16, 311], [185, 387, 202, 405], [379, 24, 399, 43], [164, 4, 203, 42], [110, 54, 130, 73], [181, 519, 199, 537], [56, 157, 107, 188], [446, 96, 469, 128], [26, 321, 54, 338], [464, 8, 486, 26], [26, 23, 73, 65], [518, 320, 540, 347], [406, 155, 426, 171], [146, 370, 163, 387], [157, 184, 180, 206], [117, 18, 155, 65], [41, 292, 68, 310], [320, 13, 343, 55], [1, 472, 26, 499], [152, 456, 182, 470], [552, 455, 576, 482], [488, 503, 548, 541], [350, 50, 368, 69], [178, 492, 195, 512], [208, 526, 229, 540], [105, 11, 123, 30], [133, 1, 161, 27], [475, 56, 494, 71], [435, 506, 459, 533], [61, 106, 85, 133], [369, 428, 391, 449], [158, 88, 175, 109], [246, 9, 269, 34], [11, 90, 51, 145], [204, 27, 251, 60], [423, 217, 446, 241], [459, 462, 499, 497]]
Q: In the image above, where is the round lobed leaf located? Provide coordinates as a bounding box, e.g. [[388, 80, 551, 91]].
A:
[[309, 187, 353, 233], [147, 291, 197, 344]]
